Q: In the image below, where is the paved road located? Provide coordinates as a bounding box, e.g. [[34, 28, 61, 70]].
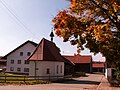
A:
[[97, 76, 120, 90], [0, 74, 103, 90]]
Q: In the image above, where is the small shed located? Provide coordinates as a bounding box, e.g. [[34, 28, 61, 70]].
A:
[[64, 54, 92, 73], [92, 62, 105, 73]]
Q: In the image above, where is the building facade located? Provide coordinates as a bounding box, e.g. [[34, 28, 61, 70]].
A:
[[29, 61, 64, 79], [2, 41, 37, 74], [28, 38, 74, 79]]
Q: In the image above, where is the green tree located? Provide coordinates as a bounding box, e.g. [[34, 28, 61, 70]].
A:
[[52, 0, 120, 69]]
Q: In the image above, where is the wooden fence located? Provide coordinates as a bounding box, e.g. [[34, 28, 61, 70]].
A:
[[0, 75, 71, 82]]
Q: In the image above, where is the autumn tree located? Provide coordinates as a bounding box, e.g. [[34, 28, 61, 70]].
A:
[[52, 0, 120, 69]]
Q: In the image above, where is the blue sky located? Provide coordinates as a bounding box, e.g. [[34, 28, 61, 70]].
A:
[[0, 0, 105, 61]]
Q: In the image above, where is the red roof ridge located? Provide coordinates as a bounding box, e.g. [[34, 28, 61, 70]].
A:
[[63, 54, 92, 57], [28, 38, 74, 66], [92, 63, 105, 68], [63, 54, 92, 64]]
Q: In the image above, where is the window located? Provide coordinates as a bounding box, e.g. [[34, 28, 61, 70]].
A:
[[11, 60, 14, 64], [24, 60, 29, 64], [24, 68, 29, 72], [17, 68, 21, 72], [56, 65, 59, 74], [36, 68, 39, 70], [27, 52, 31, 56], [60, 65, 62, 73], [10, 67, 14, 71], [46, 68, 50, 74], [20, 52, 23, 56], [18, 60, 21, 64]]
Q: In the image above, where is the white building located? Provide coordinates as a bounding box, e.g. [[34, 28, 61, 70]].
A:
[[2, 38, 74, 78], [28, 38, 72, 79], [105, 68, 115, 78], [2, 40, 37, 74]]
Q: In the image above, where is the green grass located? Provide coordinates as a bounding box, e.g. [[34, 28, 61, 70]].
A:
[[0, 73, 51, 85], [0, 80, 50, 85]]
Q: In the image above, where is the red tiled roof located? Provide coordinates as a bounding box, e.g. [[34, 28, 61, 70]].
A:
[[28, 38, 74, 66], [64, 54, 92, 63], [92, 63, 105, 68]]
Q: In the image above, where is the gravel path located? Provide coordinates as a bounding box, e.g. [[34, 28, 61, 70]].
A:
[[97, 76, 120, 90], [0, 74, 104, 90]]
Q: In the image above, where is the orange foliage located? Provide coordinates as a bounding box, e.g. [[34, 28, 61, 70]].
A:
[[52, 0, 120, 66]]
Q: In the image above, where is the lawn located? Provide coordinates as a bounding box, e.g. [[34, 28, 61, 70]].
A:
[[0, 73, 50, 85]]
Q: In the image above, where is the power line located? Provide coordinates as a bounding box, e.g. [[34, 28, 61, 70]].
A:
[[0, 2, 21, 29], [0, 0, 39, 40]]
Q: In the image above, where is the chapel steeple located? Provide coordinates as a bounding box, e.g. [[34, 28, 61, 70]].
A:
[[50, 30, 54, 42]]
